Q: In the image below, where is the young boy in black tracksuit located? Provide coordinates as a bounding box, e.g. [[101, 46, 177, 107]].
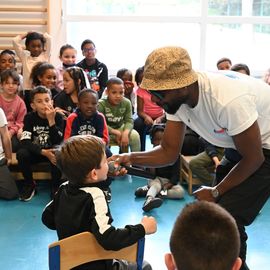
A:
[[64, 88, 113, 202], [16, 86, 63, 201], [42, 135, 156, 270]]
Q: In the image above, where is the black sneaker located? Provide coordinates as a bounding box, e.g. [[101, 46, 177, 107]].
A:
[[19, 184, 36, 202], [142, 196, 163, 212], [104, 187, 112, 203], [134, 186, 149, 197]]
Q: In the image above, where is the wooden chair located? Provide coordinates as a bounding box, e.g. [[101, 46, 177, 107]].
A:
[[180, 155, 203, 195], [48, 231, 145, 270]]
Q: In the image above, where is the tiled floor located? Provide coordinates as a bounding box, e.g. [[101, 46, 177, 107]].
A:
[[0, 176, 269, 270]]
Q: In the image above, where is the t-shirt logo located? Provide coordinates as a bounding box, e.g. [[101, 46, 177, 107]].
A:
[[213, 128, 227, 134]]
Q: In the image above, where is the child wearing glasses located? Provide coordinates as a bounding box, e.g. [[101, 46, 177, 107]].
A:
[[77, 39, 108, 98]]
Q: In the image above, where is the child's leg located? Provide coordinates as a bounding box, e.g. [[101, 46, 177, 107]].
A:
[[166, 185, 185, 199], [128, 129, 141, 152], [0, 165, 19, 200], [143, 178, 163, 212], [16, 148, 47, 201], [16, 148, 36, 186], [189, 151, 215, 184], [147, 178, 162, 198], [11, 135, 21, 153]]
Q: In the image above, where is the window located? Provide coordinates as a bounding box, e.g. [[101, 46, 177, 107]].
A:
[[64, 0, 270, 76]]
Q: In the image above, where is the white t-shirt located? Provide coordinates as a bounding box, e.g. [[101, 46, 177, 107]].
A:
[[0, 108, 8, 160], [167, 71, 270, 149]]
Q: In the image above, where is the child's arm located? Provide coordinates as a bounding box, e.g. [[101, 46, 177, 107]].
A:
[[43, 32, 52, 60], [64, 113, 77, 141], [12, 33, 28, 60], [42, 200, 56, 230], [0, 125, 12, 165], [137, 95, 154, 125], [10, 98, 27, 138], [122, 99, 133, 131], [90, 191, 156, 250], [120, 99, 133, 146], [47, 111, 64, 145], [95, 112, 109, 145], [20, 114, 43, 154]]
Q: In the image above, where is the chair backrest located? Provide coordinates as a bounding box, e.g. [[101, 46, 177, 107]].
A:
[[48, 231, 145, 270]]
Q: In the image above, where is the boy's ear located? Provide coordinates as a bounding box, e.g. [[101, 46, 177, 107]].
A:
[[86, 168, 98, 183], [30, 102, 36, 111], [232, 258, 242, 270], [164, 253, 177, 270]]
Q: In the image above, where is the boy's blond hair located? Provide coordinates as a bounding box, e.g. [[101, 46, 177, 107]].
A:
[[56, 135, 105, 185]]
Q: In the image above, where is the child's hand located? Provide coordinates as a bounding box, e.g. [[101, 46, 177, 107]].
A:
[[124, 81, 134, 96], [41, 149, 57, 165], [17, 128, 23, 140], [163, 182, 174, 190], [54, 107, 69, 119], [153, 115, 164, 124], [112, 129, 122, 145], [120, 130, 129, 148], [144, 115, 154, 125], [141, 216, 157, 235], [45, 105, 56, 125]]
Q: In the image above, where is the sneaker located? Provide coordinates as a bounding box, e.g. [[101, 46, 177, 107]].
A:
[[142, 196, 163, 212], [134, 186, 149, 197], [104, 187, 112, 203], [19, 184, 36, 202]]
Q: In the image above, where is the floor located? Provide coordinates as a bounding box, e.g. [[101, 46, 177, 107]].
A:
[[0, 142, 269, 269]]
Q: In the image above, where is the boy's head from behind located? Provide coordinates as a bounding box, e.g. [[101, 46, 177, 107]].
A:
[[106, 77, 124, 106], [30, 86, 53, 117], [0, 50, 16, 72], [150, 124, 165, 147], [56, 135, 107, 185], [78, 89, 98, 118], [165, 201, 242, 270], [25, 32, 46, 57]]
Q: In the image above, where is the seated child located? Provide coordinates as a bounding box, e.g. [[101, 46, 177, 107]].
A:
[[135, 125, 184, 212], [30, 62, 58, 98], [54, 66, 88, 118], [16, 86, 63, 201], [13, 31, 52, 111], [134, 66, 165, 151], [165, 201, 242, 270], [189, 138, 224, 185], [116, 68, 136, 114], [55, 44, 77, 91], [64, 89, 112, 202], [0, 70, 27, 152], [98, 77, 140, 153], [0, 108, 19, 200], [0, 49, 23, 91], [42, 135, 156, 270], [77, 39, 108, 98]]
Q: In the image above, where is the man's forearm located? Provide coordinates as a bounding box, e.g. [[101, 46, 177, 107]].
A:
[[130, 145, 178, 168]]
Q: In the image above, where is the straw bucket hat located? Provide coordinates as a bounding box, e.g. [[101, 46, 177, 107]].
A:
[[141, 46, 198, 91]]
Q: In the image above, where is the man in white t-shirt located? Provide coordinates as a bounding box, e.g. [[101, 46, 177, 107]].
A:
[[111, 47, 270, 270], [0, 108, 19, 199]]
